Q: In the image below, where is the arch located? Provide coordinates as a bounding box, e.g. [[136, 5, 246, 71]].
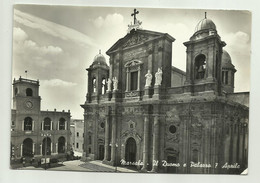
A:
[[43, 117, 51, 130], [42, 137, 51, 155], [92, 78, 96, 93], [101, 78, 106, 94], [26, 88, 33, 96], [23, 138, 33, 157], [59, 118, 66, 130], [24, 117, 33, 131], [121, 131, 141, 162], [125, 137, 137, 163], [58, 136, 66, 154], [195, 54, 206, 79]]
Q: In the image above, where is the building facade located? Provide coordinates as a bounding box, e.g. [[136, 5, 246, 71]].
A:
[[70, 119, 84, 156], [11, 77, 71, 160], [81, 14, 249, 174]]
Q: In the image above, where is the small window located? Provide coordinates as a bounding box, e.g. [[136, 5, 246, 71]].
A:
[[100, 122, 105, 128], [169, 125, 177, 134], [12, 121, 15, 126], [26, 88, 33, 96], [77, 132, 79, 137], [89, 147, 91, 153], [76, 143, 79, 148], [83, 133, 84, 138], [15, 88, 18, 96]]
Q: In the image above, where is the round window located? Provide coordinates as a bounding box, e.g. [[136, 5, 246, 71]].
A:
[[169, 125, 177, 134], [100, 122, 105, 128]]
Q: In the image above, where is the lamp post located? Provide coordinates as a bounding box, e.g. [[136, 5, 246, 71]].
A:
[[41, 132, 51, 170], [115, 143, 118, 172]]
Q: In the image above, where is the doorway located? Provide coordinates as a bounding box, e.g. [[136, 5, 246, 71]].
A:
[[125, 137, 136, 163]]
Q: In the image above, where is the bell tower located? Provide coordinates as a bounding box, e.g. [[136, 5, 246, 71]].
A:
[[183, 13, 226, 95], [86, 50, 109, 103]]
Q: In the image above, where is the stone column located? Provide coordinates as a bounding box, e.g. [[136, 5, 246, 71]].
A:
[[22, 120, 24, 131], [110, 115, 117, 163], [141, 116, 149, 172], [58, 121, 60, 130], [137, 66, 141, 91], [41, 122, 44, 131], [51, 121, 53, 130], [151, 115, 160, 172], [40, 144, 42, 155], [51, 142, 53, 153], [65, 121, 67, 130], [104, 115, 110, 161], [20, 144, 23, 157]]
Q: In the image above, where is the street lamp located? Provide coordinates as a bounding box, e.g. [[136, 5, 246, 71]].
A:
[[41, 132, 51, 170]]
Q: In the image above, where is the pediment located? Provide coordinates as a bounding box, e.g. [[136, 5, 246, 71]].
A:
[[106, 29, 175, 55]]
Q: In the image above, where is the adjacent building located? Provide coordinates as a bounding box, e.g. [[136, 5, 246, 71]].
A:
[[11, 77, 71, 160], [81, 12, 249, 174], [70, 119, 84, 156]]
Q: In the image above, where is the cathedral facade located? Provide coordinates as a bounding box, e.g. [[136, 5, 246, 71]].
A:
[[81, 13, 249, 174], [11, 77, 71, 162]]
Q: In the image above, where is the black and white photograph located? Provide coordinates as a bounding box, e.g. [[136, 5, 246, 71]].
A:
[[9, 4, 250, 175]]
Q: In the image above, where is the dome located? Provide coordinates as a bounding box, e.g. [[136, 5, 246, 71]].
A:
[[222, 50, 235, 69], [195, 18, 216, 33], [92, 51, 107, 66]]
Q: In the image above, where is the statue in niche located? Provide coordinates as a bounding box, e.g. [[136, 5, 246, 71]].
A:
[[145, 70, 152, 87], [107, 78, 112, 92], [112, 77, 118, 91], [155, 68, 163, 86]]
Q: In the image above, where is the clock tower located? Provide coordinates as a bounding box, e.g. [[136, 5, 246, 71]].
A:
[[12, 76, 41, 113]]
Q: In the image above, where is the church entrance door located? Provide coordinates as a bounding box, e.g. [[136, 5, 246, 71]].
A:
[[125, 137, 136, 163], [23, 138, 33, 157], [98, 145, 104, 160]]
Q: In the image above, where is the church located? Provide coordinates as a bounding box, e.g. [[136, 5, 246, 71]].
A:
[[81, 10, 249, 174]]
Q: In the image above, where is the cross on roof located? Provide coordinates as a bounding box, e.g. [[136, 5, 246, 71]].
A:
[[131, 9, 139, 24]]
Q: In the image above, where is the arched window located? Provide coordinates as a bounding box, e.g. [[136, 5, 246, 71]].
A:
[[26, 88, 33, 96], [59, 118, 66, 130], [102, 78, 106, 94], [195, 54, 206, 79], [43, 117, 51, 130], [92, 78, 96, 93], [24, 117, 33, 131]]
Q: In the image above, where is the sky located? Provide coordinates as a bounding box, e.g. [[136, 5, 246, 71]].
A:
[[12, 5, 251, 119]]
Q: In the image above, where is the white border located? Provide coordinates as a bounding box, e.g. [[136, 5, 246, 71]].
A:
[[1, 0, 260, 183]]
